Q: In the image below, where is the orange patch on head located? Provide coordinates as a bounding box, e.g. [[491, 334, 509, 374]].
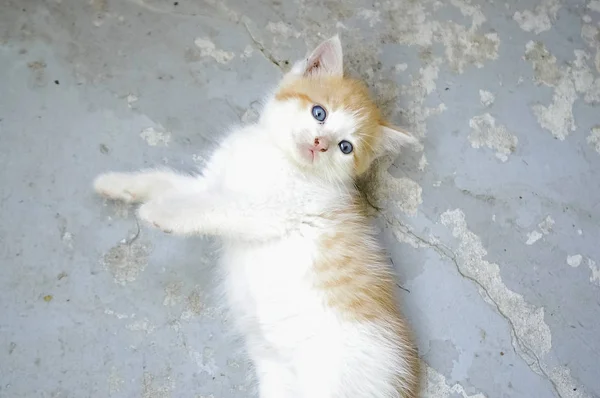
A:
[[275, 76, 386, 176], [274, 91, 315, 108]]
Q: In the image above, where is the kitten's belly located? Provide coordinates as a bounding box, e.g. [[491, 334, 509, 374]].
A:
[[220, 235, 336, 352]]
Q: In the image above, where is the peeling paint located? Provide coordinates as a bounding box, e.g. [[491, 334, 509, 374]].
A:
[[441, 209, 552, 360], [423, 363, 486, 398], [418, 154, 428, 171], [524, 41, 573, 140], [190, 347, 219, 377], [27, 60, 47, 87], [587, 126, 600, 153], [126, 318, 156, 334], [163, 282, 183, 306], [589, 258, 600, 286], [104, 308, 130, 319], [401, 57, 446, 140], [394, 63, 408, 72], [526, 230, 543, 245], [102, 240, 152, 286], [532, 77, 577, 141], [513, 0, 561, 34], [468, 113, 518, 161], [266, 21, 301, 43], [525, 216, 554, 245], [240, 44, 253, 59], [61, 231, 74, 249], [348, 0, 499, 142], [357, 9, 381, 27], [567, 254, 583, 268], [450, 0, 486, 29], [140, 127, 171, 147], [142, 371, 174, 398], [379, 1, 437, 47], [478, 89, 495, 107], [538, 215, 555, 235], [525, 41, 600, 140], [572, 50, 600, 103], [382, 0, 499, 72], [525, 41, 564, 86], [90, 0, 107, 12], [266, 21, 300, 37], [180, 287, 205, 321], [439, 24, 500, 73], [440, 209, 586, 396], [550, 366, 589, 398], [193, 37, 234, 64], [127, 93, 138, 108], [588, 0, 600, 12], [580, 22, 600, 73], [108, 366, 124, 395], [203, 0, 240, 22]]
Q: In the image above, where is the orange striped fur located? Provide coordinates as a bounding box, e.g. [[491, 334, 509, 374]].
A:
[[314, 200, 421, 397]]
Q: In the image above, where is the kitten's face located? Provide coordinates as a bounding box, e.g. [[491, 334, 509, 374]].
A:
[[264, 78, 382, 180], [260, 36, 414, 183]]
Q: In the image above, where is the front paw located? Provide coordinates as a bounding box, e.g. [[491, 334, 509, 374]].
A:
[[94, 172, 139, 203], [138, 201, 180, 234]]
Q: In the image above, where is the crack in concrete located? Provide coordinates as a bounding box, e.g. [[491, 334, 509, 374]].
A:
[[382, 213, 566, 398], [242, 21, 283, 71], [127, 0, 284, 72]]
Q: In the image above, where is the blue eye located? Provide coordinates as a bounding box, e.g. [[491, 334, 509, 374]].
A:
[[338, 140, 353, 154], [311, 105, 327, 122]]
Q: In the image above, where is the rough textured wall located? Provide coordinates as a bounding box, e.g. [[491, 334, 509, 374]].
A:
[[0, 0, 599, 397]]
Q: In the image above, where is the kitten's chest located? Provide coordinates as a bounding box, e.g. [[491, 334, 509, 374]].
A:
[[221, 238, 328, 342]]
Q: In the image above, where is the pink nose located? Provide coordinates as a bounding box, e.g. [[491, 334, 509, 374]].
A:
[[313, 137, 329, 152]]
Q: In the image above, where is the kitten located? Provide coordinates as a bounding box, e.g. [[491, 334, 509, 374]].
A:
[[94, 36, 420, 398]]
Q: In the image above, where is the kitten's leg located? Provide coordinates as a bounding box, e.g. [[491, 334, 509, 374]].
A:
[[137, 192, 292, 239], [93, 170, 204, 203]]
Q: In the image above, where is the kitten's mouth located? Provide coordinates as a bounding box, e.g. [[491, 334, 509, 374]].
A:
[[298, 144, 317, 163]]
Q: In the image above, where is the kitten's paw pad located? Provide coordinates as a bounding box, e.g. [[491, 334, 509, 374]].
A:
[[94, 173, 138, 202], [138, 202, 178, 234]]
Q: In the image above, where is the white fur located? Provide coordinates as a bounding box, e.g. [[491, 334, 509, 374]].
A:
[[94, 37, 415, 398]]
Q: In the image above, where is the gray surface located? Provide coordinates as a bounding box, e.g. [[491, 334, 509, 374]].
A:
[[1, 0, 599, 397]]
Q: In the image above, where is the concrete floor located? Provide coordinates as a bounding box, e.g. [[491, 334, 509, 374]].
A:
[[1, 0, 599, 397]]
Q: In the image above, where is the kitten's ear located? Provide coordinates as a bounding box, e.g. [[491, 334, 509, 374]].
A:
[[378, 124, 418, 153], [291, 35, 344, 78]]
